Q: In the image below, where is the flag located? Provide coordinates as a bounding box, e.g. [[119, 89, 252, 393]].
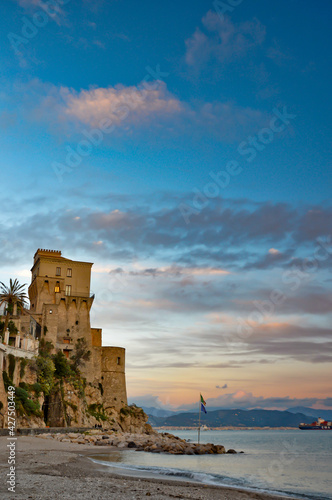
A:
[[201, 403, 207, 414], [200, 394, 206, 406]]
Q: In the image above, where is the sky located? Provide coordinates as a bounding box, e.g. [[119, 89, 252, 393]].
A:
[[1, 0, 332, 412]]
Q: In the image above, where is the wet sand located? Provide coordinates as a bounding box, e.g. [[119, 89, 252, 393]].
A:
[[0, 436, 295, 499]]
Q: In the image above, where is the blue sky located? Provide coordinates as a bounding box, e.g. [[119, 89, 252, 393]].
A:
[[1, 0, 332, 410]]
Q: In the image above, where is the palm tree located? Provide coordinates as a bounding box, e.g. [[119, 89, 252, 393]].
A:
[[0, 279, 29, 336]]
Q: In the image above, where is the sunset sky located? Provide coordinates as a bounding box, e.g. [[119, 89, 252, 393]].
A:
[[1, 0, 332, 411]]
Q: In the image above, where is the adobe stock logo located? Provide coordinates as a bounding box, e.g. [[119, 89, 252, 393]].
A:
[[8, 0, 70, 55], [213, 0, 245, 21]]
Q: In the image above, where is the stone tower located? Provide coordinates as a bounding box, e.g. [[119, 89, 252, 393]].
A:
[[28, 249, 127, 409]]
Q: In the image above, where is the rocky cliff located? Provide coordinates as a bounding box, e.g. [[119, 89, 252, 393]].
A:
[[0, 349, 148, 433]]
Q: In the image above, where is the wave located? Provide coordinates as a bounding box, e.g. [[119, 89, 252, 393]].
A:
[[88, 456, 327, 500]]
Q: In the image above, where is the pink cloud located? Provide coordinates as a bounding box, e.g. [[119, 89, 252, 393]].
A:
[[63, 81, 184, 127]]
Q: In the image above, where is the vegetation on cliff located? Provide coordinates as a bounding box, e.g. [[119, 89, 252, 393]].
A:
[[1, 338, 147, 431]]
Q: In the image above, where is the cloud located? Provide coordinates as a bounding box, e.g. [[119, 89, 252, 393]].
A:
[[110, 265, 230, 278], [1, 194, 332, 368], [14, 0, 67, 26], [1, 195, 332, 275], [128, 391, 332, 412], [178, 391, 332, 411], [59, 84, 266, 141], [62, 81, 183, 128], [127, 394, 174, 409], [10, 78, 267, 143], [185, 13, 266, 70], [216, 384, 228, 389]]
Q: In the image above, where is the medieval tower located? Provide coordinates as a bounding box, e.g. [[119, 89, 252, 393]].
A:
[[28, 249, 127, 409]]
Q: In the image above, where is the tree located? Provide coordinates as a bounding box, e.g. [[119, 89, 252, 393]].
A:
[[53, 351, 72, 379], [0, 279, 29, 335], [70, 338, 91, 371]]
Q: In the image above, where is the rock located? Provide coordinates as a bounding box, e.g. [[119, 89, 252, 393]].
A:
[[117, 442, 128, 448], [95, 440, 110, 446], [127, 441, 137, 448], [144, 424, 154, 435], [227, 449, 237, 454], [185, 449, 195, 455], [216, 445, 226, 454]]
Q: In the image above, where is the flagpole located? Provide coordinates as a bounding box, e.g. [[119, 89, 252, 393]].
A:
[[198, 395, 201, 444]]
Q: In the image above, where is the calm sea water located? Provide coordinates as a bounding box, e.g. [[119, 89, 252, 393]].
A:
[[89, 429, 332, 499]]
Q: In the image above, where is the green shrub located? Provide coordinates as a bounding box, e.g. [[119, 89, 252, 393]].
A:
[[8, 321, 18, 335], [2, 371, 13, 391], [87, 403, 107, 422], [120, 406, 130, 416], [70, 338, 91, 371], [31, 382, 42, 396], [20, 358, 28, 378], [8, 354, 16, 381], [39, 338, 54, 357], [36, 356, 55, 395], [15, 387, 41, 416], [53, 351, 72, 379]]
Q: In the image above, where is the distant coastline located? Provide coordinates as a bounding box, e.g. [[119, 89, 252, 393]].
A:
[[153, 426, 299, 431]]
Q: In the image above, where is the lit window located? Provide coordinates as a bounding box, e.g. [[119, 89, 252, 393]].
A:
[[65, 285, 71, 296], [67, 268, 72, 277], [56, 267, 61, 276], [54, 286, 60, 293]]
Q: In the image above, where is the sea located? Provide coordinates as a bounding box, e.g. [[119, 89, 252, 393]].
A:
[[88, 429, 332, 499]]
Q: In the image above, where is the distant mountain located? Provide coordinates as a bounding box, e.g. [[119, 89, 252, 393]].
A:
[[141, 406, 175, 418], [148, 409, 318, 428], [286, 407, 332, 421]]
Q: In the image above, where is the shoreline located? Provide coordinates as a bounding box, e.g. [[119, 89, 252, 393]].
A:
[[153, 427, 300, 431], [0, 436, 298, 500]]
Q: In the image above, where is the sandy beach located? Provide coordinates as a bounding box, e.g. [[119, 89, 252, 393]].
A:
[[0, 436, 295, 500]]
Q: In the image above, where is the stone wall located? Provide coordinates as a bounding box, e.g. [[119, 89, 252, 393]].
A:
[[101, 347, 127, 410]]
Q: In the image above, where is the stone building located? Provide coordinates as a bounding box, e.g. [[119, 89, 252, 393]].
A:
[[2, 249, 128, 410]]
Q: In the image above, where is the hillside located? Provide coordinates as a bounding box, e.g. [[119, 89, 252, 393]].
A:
[[148, 408, 317, 428]]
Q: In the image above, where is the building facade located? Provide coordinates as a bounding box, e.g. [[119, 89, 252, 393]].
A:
[[2, 249, 127, 410]]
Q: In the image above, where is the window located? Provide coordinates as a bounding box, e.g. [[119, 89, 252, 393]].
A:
[[117, 357, 121, 365], [54, 286, 60, 293], [56, 267, 61, 276], [65, 285, 71, 296], [67, 268, 72, 277]]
